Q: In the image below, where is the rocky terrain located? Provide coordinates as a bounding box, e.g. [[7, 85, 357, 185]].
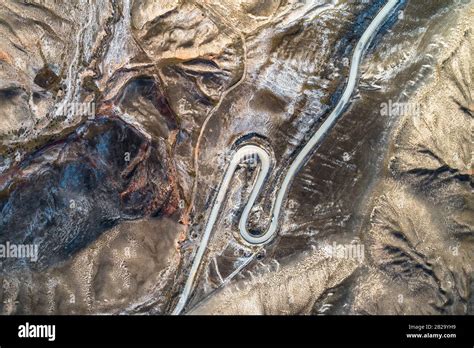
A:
[[0, 0, 472, 315]]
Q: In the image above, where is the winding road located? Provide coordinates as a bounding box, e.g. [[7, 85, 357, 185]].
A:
[[173, 0, 400, 315]]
